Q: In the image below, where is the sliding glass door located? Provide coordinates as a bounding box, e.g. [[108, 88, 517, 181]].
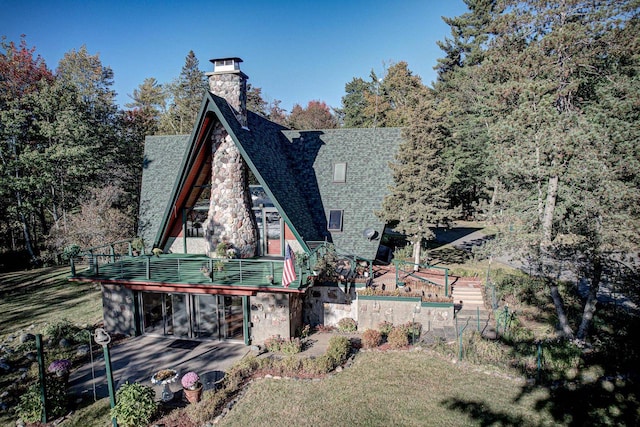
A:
[[140, 292, 244, 342]]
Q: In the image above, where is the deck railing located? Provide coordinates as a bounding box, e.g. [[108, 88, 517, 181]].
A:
[[394, 260, 450, 297], [70, 250, 305, 289]]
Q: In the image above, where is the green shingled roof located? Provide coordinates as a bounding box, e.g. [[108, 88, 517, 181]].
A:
[[138, 134, 190, 249], [137, 92, 404, 261]]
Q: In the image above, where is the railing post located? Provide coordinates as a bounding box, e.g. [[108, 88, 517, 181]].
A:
[[445, 268, 449, 297], [477, 306, 480, 332], [239, 259, 243, 283], [146, 256, 150, 280], [70, 257, 76, 277], [36, 334, 48, 423], [109, 245, 115, 263]]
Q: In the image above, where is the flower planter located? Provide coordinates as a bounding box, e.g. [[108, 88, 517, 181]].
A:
[[183, 384, 203, 404]]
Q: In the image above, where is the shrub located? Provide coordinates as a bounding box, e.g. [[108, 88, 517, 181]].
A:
[[111, 382, 157, 427], [361, 329, 382, 349], [403, 321, 422, 342], [279, 356, 303, 375], [297, 323, 311, 338], [301, 356, 332, 375], [387, 326, 409, 349], [264, 335, 285, 352], [337, 317, 357, 333], [378, 320, 394, 337], [264, 336, 302, 354], [326, 335, 351, 367], [42, 319, 77, 343], [16, 385, 43, 423], [16, 376, 69, 422], [280, 337, 302, 355]]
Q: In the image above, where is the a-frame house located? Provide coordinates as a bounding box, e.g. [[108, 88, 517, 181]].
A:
[[71, 58, 404, 345]]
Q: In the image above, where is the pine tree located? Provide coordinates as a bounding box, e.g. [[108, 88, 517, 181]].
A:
[[476, 0, 640, 339], [158, 50, 206, 134], [379, 89, 451, 267]]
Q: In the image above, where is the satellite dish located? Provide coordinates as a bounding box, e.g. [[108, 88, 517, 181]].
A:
[[363, 228, 378, 240]]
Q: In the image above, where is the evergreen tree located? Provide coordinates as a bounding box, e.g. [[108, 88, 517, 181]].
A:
[[125, 77, 165, 135], [379, 89, 451, 267], [158, 50, 206, 134], [339, 77, 375, 128], [0, 36, 54, 260], [476, 0, 640, 339]]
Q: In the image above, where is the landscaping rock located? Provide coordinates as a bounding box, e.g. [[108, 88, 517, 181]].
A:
[[59, 338, 71, 348], [76, 344, 90, 357], [19, 333, 35, 344]]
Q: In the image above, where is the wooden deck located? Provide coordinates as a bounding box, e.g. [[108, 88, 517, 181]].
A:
[[70, 253, 308, 290]]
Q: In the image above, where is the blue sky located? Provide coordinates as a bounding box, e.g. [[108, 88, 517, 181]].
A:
[[2, 0, 468, 112]]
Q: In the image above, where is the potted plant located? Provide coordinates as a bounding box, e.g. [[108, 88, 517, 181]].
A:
[[131, 237, 145, 256], [214, 260, 225, 272], [181, 371, 202, 404], [201, 264, 212, 278]]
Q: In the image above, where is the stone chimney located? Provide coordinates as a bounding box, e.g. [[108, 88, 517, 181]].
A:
[[206, 57, 248, 128], [203, 57, 258, 258]]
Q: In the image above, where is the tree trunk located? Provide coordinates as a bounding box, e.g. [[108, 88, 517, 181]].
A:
[[550, 281, 575, 339], [540, 175, 558, 248], [17, 191, 37, 262], [540, 175, 574, 338], [412, 238, 421, 272], [577, 257, 603, 340]]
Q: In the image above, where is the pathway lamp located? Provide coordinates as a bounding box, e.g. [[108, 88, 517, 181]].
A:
[[94, 328, 117, 427]]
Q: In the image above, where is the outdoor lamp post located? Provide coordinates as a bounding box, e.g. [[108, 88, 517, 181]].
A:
[[94, 328, 117, 427]]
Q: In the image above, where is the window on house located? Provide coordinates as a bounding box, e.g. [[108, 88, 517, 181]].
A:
[[333, 162, 347, 183], [328, 210, 343, 231]]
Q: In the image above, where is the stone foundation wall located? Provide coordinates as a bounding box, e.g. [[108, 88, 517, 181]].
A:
[[101, 284, 136, 336], [357, 296, 453, 332], [250, 292, 291, 344], [303, 284, 357, 327]]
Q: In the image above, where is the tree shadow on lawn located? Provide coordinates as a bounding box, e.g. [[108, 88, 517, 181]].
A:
[[441, 397, 529, 426], [447, 308, 640, 426]]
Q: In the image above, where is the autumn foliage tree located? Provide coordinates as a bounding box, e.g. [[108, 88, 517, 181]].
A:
[[288, 100, 338, 130]]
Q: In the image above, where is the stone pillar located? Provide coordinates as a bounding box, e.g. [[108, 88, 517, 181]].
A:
[[203, 123, 258, 258], [207, 66, 247, 128]]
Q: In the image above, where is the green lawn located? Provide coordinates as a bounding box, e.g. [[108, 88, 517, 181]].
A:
[[219, 351, 553, 427], [0, 266, 102, 342]]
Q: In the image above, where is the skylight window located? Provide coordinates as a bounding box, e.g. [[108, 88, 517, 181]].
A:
[[333, 162, 347, 183], [328, 210, 343, 231]]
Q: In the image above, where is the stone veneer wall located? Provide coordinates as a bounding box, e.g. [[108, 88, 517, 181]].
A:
[[250, 292, 291, 344], [101, 284, 136, 336], [303, 284, 357, 327], [357, 297, 453, 332], [203, 123, 258, 257]]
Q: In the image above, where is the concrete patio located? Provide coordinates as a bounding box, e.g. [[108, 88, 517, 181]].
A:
[[68, 336, 250, 403]]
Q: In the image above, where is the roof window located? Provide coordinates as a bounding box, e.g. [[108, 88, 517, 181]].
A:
[[333, 162, 347, 183]]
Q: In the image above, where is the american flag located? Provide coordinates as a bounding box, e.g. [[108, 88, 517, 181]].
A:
[[282, 244, 297, 288]]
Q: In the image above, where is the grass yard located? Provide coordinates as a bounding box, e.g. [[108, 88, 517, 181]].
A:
[[219, 351, 552, 427], [0, 266, 102, 342], [0, 266, 103, 426]]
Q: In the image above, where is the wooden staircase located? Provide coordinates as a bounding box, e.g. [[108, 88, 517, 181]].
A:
[[451, 281, 496, 338]]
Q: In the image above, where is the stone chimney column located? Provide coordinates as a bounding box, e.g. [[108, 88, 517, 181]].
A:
[[203, 57, 258, 258], [206, 57, 248, 128]]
